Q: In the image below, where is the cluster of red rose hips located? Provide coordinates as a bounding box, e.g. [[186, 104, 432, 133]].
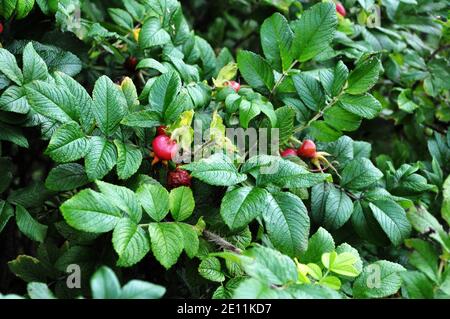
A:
[[151, 126, 191, 188], [281, 139, 317, 159]]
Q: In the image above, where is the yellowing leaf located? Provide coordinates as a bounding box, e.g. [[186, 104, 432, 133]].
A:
[[212, 62, 238, 88], [133, 28, 141, 42]]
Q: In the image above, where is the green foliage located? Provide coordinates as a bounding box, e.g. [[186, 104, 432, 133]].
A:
[[0, 0, 448, 301]]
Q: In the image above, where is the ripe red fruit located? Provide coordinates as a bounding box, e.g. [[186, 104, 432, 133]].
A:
[[0, 23, 3, 34], [297, 139, 317, 158], [280, 148, 297, 158], [336, 2, 346, 16], [225, 80, 241, 92], [124, 56, 138, 71], [156, 125, 167, 136], [152, 135, 178, 160], [167, 168, 192, 189]]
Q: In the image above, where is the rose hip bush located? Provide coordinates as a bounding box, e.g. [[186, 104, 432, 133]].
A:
[[0, 0, 449, 299]]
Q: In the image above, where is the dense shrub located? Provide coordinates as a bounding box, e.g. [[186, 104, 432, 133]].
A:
[[0, 0, 449, 299]]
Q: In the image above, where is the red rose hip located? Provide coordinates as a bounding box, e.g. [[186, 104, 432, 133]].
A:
[[124, 56, 138, 71], [0, 23, 3, 34], [297, 139, 317, 158], [152, 135, 178, 160], [225, 80, 241, 92], [336, 2, 346, 17], [167, 168, 192, 189], [280, 148, 297, 158]]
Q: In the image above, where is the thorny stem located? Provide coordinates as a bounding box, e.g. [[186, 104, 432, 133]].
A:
[[203, 230, 242, 254]]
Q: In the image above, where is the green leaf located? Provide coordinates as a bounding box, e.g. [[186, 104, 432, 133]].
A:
[[257, 158, 329, 188], [319, 61, 349, 97], [92, 75, 127, 136], [121, 110, 161, 128], [0, 48, 23, 85], [293, 73, 325, 111], [239, 99, 260, 128], [45, 163, 89, 191], [136, 58, 168, 73], [198, 256, 225, 282], [0, 158, 13, 194], [148, 222, 184, 269], [338, 94, 382, 119], [90, 266, 121, 299], [340, 158, 383, 191], [112, 218, 150, 267], [8, 255, 48, 283], [120, 280, 166, 299], [22, 42, 48, 83], [0, 200, 14, 233], [263, 192, 310, 257], [139, 17, 170, 48], [299, 227, 335, 264], [323, 106, 362, 132], [335, 243, 363, 274], [45, 122, 89, 163], [0, 0, 17, 19], [16, 0, 34, 19], [108, 8, 133, 30], [237, 50, 274, 92], [275, 106, 295, 145], [175, 222, 199, 258], [321, 251, 360, 277], [442, 175, 450, 225], [260, 13, 293, 72], [0, 86, 30, 114], [323, 185, 353, 230], [400, 271, 434, 299], [27, 282, 56, 299], [319, 276, 341, 290], [233, 278, 279, 298], [241, 245, 298, 285], [136, 184, 169, 222], [347, 56, 381, 95], [397, 89, 419, 113], [195, 36, 217, 80], [220, 186, 267, 230], [29, 42, 82, 76], [149, 71, 181, 114], [53, 71, 95, 133], [7, 181, 51, 208], [405, 238, 439, 283], [291, 3, 337, 62], [85, 136, 117, 181], [182, 153, 247, 186], [309, 121, 343, 142], [114, 140, 142, 180], [26, 81, 77, 122], [353, 260, 406, 298], [0, 122, 28, 148], [169, 186, 195, 222], [15, 205, 47, 243], [60, 189, 122, 233], [96, 181, 142, 224], [368, 200, 411, 246]]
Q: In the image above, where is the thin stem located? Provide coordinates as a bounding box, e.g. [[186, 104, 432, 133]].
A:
[[294, 93, 344, 134], [427, 44, 449, 62], [203, 230, 242, 254], [270, 60, 299, 98]]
